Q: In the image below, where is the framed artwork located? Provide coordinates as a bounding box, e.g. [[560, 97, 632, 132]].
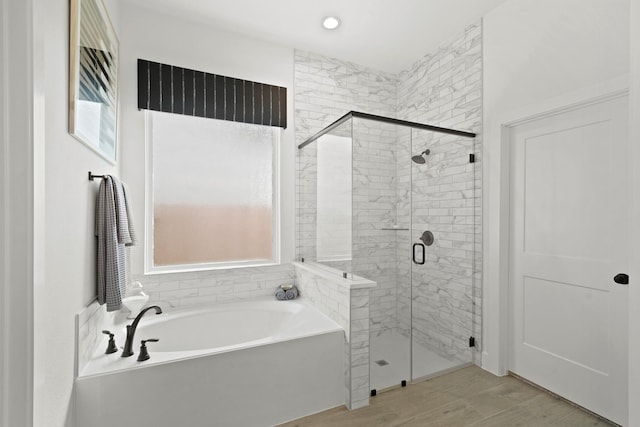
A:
[[69, 0, 119, 163]]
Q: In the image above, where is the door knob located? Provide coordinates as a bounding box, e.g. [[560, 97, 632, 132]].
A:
[[613, 273, 629, 285]]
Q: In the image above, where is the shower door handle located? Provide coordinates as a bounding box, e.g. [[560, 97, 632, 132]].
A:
[[412, 243, 425, 265]]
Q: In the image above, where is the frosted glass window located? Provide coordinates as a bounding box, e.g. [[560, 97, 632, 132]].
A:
[[316, 134, 352, 261], [149, 111, 278, 270]]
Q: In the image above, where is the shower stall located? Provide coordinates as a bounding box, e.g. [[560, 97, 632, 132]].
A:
[[297, 111, 480, 393]]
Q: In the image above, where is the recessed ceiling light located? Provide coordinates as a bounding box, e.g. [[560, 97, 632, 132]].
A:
[[322, 16, 341, 30]]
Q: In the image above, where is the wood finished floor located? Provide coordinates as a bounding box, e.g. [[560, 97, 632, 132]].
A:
[[279, 366, 615, 427]]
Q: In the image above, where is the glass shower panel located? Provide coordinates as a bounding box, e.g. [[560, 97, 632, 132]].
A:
[[410, 128, 477, 380], [353, 117, 411, 392], [396, 125, 412, 345], [297, 119, 353, 276], [316, 133, 352, 266]]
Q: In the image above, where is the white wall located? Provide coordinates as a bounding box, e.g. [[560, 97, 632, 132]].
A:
[[2, 0, 37, 425], [628, 0, 640, 424], [118, 2, 295, 278], [482, 0, 630, 375], [32, 0, 120, 424]]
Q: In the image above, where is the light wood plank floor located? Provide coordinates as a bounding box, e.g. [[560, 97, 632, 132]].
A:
[[279, 366, 616, 427]]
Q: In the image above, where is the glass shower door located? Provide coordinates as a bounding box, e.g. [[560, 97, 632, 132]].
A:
[[410, 128, 478, 381]]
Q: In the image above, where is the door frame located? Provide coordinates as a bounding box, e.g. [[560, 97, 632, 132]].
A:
[[482, 75, 630, 377]]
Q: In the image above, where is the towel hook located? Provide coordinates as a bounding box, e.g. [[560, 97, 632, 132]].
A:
[[88, 171, 106, 181]]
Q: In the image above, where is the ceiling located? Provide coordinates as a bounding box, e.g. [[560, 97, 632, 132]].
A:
[[127, 0, 509, 74]]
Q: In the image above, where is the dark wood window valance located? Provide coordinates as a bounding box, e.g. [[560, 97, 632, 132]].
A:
[[137, 59, 287, 129]]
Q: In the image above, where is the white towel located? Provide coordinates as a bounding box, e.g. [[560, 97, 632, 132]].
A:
[[95, 175, 137, 311]]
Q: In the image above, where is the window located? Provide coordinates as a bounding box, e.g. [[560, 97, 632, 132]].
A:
[[146, 111, 280, 272]]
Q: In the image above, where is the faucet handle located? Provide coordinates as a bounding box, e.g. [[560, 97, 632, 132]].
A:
[[137, 338, 159, 362], [102, 330, 118, 354]]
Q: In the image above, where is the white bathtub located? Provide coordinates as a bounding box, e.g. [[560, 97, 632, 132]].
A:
[[76, 298, 345, 427]]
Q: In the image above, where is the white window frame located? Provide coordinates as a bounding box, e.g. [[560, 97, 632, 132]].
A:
[[144, 111, 281, 274]]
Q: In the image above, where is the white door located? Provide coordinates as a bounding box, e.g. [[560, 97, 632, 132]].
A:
[[509, 95, 628, 425]]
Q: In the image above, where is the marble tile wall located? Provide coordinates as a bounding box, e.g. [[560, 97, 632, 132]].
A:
[[296, 50, 397, 270], [295, 51, 400, 337], [349, 288, 371, 408], [351, 119, 400, 337], [132, 264, 295, 309], [293, 261, 374, 410], [294, 50, 397, 143]]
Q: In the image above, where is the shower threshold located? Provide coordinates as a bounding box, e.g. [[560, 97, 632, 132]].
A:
[[369, 330, 460, 392]]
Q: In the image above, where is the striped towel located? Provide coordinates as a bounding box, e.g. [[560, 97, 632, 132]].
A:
[[95, 175, 137, 312]]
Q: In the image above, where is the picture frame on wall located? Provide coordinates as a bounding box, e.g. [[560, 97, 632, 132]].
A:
[[69, 0, 119, 163]]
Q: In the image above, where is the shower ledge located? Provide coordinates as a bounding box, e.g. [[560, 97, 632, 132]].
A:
[[292, 261, 376, 290]]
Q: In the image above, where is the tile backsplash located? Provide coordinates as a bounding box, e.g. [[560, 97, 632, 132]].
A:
[[132, 264, 295, 309], [76, 300, 104, 376]]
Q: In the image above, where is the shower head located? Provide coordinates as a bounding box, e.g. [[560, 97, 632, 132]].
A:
[[411, 149, 431, 164]]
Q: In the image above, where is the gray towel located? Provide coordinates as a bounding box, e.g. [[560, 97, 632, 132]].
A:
[[285, 287, 298, 300], [95, 176, 136, 312], [275, 289, 286, 301]]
